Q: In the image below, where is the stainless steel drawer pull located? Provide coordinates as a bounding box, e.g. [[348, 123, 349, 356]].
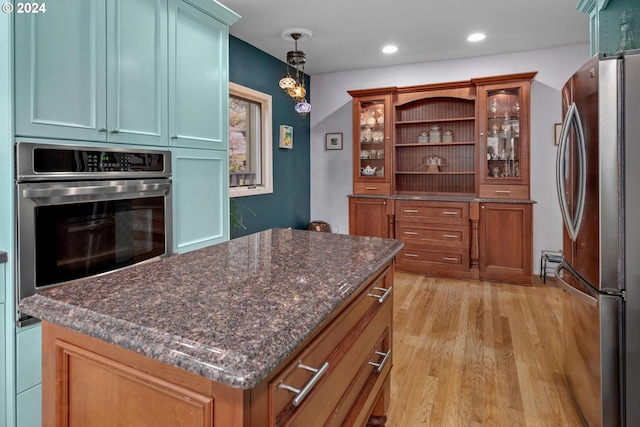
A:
[[404, 209, 419, 213], [404, 231, 418, 235], [278, 361, 330, 407], [443, 256, 459, 261], [442, 211, 458, 215], [405, 253, 419, 257], [364, 187, 379, 190], [495, 190, 512, 194], [367, 286, 393, 303], [368, 349, 392, 374], [442, 234, 457, 238]]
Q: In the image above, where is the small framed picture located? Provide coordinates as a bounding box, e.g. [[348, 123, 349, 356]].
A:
[[554, 123, 562, 145], [279, 125, 293, 149], [325, 132, 343, 150]]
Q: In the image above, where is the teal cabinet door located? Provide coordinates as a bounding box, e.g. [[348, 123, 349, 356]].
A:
[[15, 0, 168, 146], [172, 148, 229, 253], [16, 385, 41, 427], [0, 303, 5, 427], [168, 0, 229, 150], [105, 0, 168, 146], [14, 0, 107, 142]]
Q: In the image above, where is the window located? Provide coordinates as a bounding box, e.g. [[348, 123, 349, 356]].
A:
[[229, 82, 273, 197]]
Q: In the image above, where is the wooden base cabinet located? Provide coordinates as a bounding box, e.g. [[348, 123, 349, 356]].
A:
[[479, 203, 533, 285], [42, 265, 395, 427], [349, 197, 392, 238]]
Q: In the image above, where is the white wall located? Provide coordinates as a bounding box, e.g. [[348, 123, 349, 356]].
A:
[[309, 43, 591, 274]]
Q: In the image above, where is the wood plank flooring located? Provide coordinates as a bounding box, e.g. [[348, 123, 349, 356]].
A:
[[387, 272, 584, 426]]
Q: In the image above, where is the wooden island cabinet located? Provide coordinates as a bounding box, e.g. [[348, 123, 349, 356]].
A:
[[20, 229, 403, 427], [348, 72, 537, 285]]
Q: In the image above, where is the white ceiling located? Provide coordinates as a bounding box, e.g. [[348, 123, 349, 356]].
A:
[[216, 0, 590, 75]]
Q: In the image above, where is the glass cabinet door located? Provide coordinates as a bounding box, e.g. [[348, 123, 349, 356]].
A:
[[348, 91, 392, 195], [358, 99, 387, 177], [485, 87, 522, 180], [477, 77, 532, 200]]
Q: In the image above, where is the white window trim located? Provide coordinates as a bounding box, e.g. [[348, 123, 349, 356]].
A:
[[229, 82, 273, 198]]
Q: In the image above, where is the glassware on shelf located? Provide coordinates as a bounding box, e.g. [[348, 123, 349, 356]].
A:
[[376, 106, 385, 124], [429, 125, 441, 143], [501, 121, 510, 136], [418, 131, 429, 143], [512, 121, 520, 135], [363, 127, 373, 142], [490, 98, 498, 118], [365, 109, 377, 126], [513, 102, 520, 117], [442, 129, 453, 143]]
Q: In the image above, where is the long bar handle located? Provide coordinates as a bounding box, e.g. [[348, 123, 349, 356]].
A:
[[442, 256, 459, 261], [23, 182, 171, 198], [403, 231, 418, 235], [368, 350, 392, 374], [367, 286, 392, 303], [442, 211, 459, 215], [494, 190, 512, 194], [404, 209, 419, 213], [554, 263, 598, 307], [278, 362, 330, 407]]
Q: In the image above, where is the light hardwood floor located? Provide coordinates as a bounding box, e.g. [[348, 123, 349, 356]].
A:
[[386, 272, 584, 426]]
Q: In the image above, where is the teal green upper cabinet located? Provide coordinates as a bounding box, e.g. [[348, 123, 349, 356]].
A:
[[577, 0, 640, 55], [168, 0, 231, 150], [14, 0, 168, 146]]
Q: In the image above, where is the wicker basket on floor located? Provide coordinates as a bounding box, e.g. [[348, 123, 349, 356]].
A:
[[306, 221, 331, 233]]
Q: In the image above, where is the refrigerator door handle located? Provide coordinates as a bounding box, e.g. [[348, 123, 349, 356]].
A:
[[556, 102, 587, 241], [555, 262, 598, 307]]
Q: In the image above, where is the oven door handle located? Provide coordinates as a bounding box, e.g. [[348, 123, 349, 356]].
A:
[[22, 181, 171, 200]]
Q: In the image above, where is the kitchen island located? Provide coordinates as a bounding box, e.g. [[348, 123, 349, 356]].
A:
[[19, 228, 403, 427]]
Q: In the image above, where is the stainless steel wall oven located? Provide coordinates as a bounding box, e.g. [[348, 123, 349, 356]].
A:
[[16, 142, 172, 326]]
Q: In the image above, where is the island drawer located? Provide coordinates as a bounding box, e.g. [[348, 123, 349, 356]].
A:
[[396, 222, 469, 248], [270, 270, 392, 426], [396, 200, 469, 224]]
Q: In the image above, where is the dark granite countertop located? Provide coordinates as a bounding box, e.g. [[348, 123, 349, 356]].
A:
[[348, 193, 536, 204], [19, 228, 403, 389], [0, 251, 6, 263]]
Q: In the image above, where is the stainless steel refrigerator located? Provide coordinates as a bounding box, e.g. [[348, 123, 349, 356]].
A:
[[555, 50, 640, 427]]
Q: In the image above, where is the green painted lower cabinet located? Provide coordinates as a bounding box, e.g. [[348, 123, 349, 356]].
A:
[[172, 148, 229, 253], [1, 302, 5, 427], [16, 385, 41, 427], [16, 324, 42, 427]]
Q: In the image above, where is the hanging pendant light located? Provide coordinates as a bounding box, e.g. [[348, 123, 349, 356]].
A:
[[280, 28, 312, 117]]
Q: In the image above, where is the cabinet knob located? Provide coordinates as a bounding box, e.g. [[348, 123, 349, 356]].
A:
[[111, 128, 120, 134], [171, 135, 178, 139], [98, 127, 107, 132]]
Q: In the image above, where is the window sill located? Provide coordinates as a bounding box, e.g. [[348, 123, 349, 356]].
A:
[[230, 186, 273, 198]]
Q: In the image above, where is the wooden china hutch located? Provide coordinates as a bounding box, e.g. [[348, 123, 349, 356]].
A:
[[348, 72, 537, 285]]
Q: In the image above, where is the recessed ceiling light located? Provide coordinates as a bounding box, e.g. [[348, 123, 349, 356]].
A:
[[467, 33, 486, 42], [382, 45, 398, 54]]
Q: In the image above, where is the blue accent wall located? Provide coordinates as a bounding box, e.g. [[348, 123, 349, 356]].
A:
[[229, 36, 310, 237]]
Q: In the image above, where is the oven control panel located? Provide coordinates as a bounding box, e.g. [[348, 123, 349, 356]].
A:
[[16, 142, 171, 179]]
